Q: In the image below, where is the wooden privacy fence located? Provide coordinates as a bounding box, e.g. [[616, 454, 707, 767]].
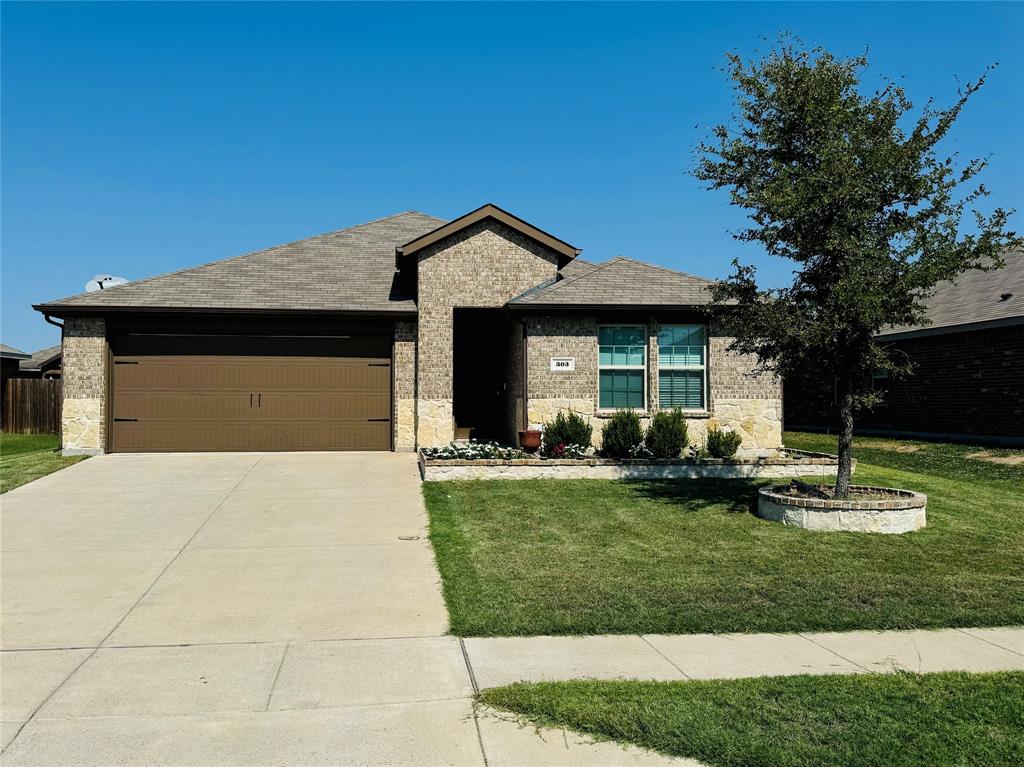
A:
[[2, 378, 61, 434]]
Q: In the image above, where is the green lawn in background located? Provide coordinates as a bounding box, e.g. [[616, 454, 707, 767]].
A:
[[479, 672, 1024, 767], [1, 432, 87, 493], [424, 432, 1024, 635]]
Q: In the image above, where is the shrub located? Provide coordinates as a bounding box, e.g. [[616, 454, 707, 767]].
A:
[[601, 409, 645, 458], [706, 426, 743, 458], [645, 408, 689, 459], [542, 411, 593, 455]]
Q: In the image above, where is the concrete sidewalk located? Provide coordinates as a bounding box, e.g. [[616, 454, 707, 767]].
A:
[[463, 626, 1024, 687]]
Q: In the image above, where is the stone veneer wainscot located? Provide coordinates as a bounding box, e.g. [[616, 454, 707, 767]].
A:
[[60, 316, 108, 455]]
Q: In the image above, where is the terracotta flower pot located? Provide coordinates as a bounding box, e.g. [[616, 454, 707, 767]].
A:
[[518, 429, 542, 453]]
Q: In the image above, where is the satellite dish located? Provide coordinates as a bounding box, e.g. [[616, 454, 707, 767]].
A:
[[85, 274, 129, 292]]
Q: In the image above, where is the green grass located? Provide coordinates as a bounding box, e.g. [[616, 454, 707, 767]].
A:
[[479, 672, 1024, 767], [424, 432, 1024, 635], [1, 432, 87, 493]]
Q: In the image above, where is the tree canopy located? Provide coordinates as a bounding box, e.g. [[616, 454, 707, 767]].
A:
[[695, 39, 1021, 493]]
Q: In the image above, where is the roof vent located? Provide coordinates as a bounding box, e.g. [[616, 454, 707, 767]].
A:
[[1000, 292, 1013, 302]]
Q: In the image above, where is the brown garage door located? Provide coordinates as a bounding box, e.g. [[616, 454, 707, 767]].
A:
[[110, 334, 391, 452]]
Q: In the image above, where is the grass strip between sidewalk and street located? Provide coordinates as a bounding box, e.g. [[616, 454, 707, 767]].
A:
[[479, 671, 1024, 767]]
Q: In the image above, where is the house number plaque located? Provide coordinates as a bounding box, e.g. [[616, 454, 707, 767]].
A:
[[550, 357, 576, 371]]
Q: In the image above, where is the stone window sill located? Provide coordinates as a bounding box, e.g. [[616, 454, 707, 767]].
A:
[[593, 409, 712, 419]]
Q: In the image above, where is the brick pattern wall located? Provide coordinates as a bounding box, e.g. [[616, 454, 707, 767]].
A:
[[393, 320, 416, 451], [61, 316, 108, 454], [709, 328, 780, 403], [524, 314, 783, 453], [785, 324, 1024, 441], [415, 219, 560, 446]]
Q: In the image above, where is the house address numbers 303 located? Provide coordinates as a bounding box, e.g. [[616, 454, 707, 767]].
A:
[[550, 357, 576, 371]]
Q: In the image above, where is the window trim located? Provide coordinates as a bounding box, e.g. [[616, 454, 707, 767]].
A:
[[657, 323, 708, 412], [597, 323, 648, 412]]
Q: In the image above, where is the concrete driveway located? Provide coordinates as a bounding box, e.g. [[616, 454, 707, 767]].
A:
[[2, 454, 688, 765], [1, 453, 682, 766]]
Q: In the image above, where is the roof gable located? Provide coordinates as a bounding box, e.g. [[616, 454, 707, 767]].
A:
[[35, 212, 445, 315], [395, 204, 580, 264], [510, 256, 715, 307]]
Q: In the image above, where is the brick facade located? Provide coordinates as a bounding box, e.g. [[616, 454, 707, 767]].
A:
[[523, 315, 782, 454], [393, 320, 417, 451], [61, 316, 108, 455], [785, 324, 1024, 443], [414, 219, 560, 446]]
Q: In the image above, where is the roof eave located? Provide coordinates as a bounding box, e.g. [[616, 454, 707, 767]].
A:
[[33, 304, 419, 319], [877, 314, 1024, 341], [505, 302, 714, 312]]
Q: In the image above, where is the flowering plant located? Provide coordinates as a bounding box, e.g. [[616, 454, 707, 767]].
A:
[[421, 440, 527, 460], [547, 442, 590, 459], [629, 443, 654, 458]]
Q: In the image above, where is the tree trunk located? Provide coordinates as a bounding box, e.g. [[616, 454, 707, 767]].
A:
[[835, 377, 854, 498]]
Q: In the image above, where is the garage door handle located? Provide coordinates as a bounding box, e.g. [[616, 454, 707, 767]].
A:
[[250, 393, 253, 407], [258, 393, 262, 408], [114, 418, 138, 422], [368, 363, 390, 367], [367, 418, 390, 422]]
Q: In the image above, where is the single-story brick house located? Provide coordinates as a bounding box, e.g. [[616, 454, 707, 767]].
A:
[[34, 204, 782, 455], [785, 250, 1023, 445]]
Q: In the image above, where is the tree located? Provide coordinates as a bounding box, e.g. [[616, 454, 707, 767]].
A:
[[695, 39, 1020, 496]]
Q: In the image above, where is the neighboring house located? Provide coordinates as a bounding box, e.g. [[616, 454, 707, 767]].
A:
[[1, 343, 30, 378], [785, 251, 1024, 445], [34, 204, 782, 455], [1, 344, 32, 428], [15, 345, 62, 379]]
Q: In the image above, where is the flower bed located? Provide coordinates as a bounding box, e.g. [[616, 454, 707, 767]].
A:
[[756, 483, 926, 533], [419, 447, 843, 481]]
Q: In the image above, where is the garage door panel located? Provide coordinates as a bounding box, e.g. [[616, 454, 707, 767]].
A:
[[114, 391, 254, 421], [111, 341, 392, 452], [259, 392, 390, 420]]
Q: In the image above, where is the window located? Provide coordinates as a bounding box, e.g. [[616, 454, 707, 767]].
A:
[[658, 324, 706, 410], [599, 325, 646, 410]]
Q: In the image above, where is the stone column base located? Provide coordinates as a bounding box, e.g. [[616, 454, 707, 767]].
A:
[[416, 399, 454, 447]]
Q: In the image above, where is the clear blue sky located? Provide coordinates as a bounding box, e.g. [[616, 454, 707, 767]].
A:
[[3, 1, 1022, 351]]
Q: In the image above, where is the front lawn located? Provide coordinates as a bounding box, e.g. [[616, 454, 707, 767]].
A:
[[1, 432, 87, 493], [424, 432, 1024, 635], [479, 672, 1024, 767]]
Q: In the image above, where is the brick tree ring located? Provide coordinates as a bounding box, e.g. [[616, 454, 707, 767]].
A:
[[756, 485, 927, 534]]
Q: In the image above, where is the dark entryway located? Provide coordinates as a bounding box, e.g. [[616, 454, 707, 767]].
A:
[[453, 309, 512, 443]]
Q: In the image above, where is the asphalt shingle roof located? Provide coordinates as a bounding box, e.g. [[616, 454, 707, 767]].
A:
[[511, 256, 715, 307], [880, 251, 1024, 336], [36, 212, 446, 314], [1, 343, 29, 358], [19, 345, 62, 371]]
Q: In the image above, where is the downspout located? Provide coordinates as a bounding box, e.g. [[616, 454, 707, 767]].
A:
[[44, 314, 65, 449]]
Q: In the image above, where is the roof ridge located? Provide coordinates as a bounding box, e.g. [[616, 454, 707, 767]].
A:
[[39, 211, 445, 307], [523, 257, 623, 301], [611, 255, 716, 284]]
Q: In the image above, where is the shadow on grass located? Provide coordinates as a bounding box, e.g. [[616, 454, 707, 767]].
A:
[[624, 478, 764, 514]]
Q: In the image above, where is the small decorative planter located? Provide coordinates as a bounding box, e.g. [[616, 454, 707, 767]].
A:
[[517, 430, 542, 453], [756, 484, 926, 534]]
